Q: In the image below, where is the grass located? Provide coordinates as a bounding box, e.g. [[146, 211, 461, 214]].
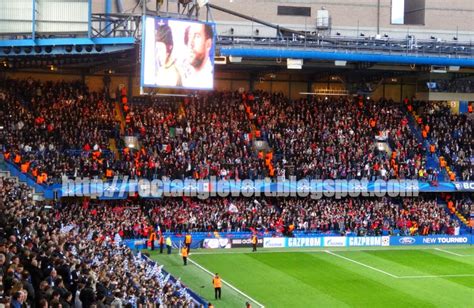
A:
[[150, 245, 474, 308]]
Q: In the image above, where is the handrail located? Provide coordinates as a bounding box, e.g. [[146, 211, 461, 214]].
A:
[[217, 35, 473, 58]]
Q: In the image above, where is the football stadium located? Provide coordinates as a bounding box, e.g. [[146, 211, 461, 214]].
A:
[[0, 0, 473, 307]]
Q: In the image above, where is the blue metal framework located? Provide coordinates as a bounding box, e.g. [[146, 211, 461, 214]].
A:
[[0, 2, 138, 57], [217, 35, 473, 57], [0, 37, 134, 47], [1, 4, 473, 67], [90, 13, 141, 39], [217, 34, 474, 67], [220, 47, 474, 67]]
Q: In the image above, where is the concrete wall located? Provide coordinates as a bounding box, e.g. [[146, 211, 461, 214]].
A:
[[4, 70, 420, 102], [371, 82, 417, 101], [416, 91, 474, 101], [5, 71, 82, 82], [92, 0, 474, 41]]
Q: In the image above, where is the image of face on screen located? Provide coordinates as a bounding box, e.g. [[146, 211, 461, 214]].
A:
[[182, 23, 214, 88], [142, 17, 214, 89], [155, 24, 182, 87]]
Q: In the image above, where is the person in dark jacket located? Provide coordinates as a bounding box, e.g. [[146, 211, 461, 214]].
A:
[[60, 291, 73, 308], [79, 280, 96, 308], [10, 291, 24, 308], [21, 270, 35, 306], [26, 258, 44, 291]]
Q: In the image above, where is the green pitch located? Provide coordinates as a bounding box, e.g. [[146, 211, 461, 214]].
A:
[[150, 246, 474, 308]]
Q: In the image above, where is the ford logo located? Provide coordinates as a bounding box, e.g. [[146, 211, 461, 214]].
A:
[[399, 237, 416, 244]]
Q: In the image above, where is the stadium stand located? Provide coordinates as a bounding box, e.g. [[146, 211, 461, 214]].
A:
[[431, 79, 473, 93], [124, 92, 256, 180], [1, 79, 118, 184], [0, 1, 473, 306], [412, 101, 473, 181], [247, 93, 429, 180], [2, 169, 462, 307], [53, 196, 458, 237], [3, 81, 439, 183], [0, 177, 199, 307]]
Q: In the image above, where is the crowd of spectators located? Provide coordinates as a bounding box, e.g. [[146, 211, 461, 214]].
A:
[[2, 78, 468, 184], [431, 79, 473, 93], [1, 78, 118, 184], [0, 173, 462, 307], [0, 177, 196, 307], [447, 193, 473, 219], [124, 92, 261, 180], [124, 92, 432, 181], [55, 196, 458, 238], [247, 93, 428, 180], [414, 101, 473, 180]]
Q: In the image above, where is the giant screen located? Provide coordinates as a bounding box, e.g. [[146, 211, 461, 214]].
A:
[[141, 17, 216, 90]]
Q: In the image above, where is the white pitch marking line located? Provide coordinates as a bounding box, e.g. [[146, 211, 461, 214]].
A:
[[435, 247, 465, 257], [325, 250, 399, 278], [398, 274, 474, 279], [188, 257, 265, 308]]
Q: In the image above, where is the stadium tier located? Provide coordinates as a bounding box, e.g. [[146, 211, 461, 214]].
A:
[[1, 1, 473, 307], [2, 80, 472, 185]]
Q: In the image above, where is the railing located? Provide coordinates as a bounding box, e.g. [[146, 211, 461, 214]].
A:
[[217, 35, 474, 58], [3, 11, 472, 59], [300, 88, 350, 96], [64, 149, 112, 156], [90, 13, 142, 39]]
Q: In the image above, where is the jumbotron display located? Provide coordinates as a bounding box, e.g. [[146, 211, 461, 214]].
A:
[[141, 16, 216, 90]]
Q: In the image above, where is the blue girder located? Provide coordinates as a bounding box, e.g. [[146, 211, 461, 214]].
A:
[[220, 47, 474, 67]]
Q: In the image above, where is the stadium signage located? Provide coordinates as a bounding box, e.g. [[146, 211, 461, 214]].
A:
[[230, 238, 263, 248], [263, 237, 286, 248], [423, 236, 468, 244], [398, 237, 416, 245], [453, 181, 474, 191], [348, 236, 390, 247], [324, 237, 346, 247], [391, 235, 471, 246], [202, 238, 231, 249], [287, 237, 322, 248], [53, 174, 474, 200], [121, 235, 472, 250]]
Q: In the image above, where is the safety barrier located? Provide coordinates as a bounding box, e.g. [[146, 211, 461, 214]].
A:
[[2, 155, 474, 200], [122, 233, 473, 250], [262, 235, 473, 248]]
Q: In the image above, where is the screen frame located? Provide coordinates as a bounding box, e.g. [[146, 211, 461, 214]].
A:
[[140, 16, 217, 90]]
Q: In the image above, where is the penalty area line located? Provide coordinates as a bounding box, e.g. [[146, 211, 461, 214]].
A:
[[187, 257, 265, 308], [326, 250, 474, 279]]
